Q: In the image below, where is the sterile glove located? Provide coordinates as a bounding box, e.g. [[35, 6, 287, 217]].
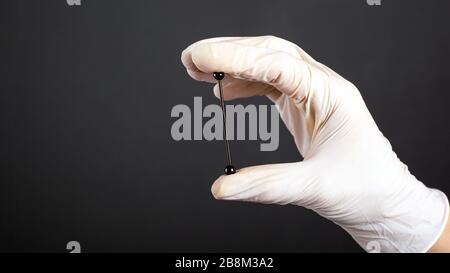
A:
[[181, 36, 449, 253]]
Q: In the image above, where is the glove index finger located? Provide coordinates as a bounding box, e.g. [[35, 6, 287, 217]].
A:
[[190, 41, 310, 99]]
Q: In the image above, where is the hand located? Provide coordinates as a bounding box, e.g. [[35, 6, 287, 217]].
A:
[[181, 36, 449, 253]]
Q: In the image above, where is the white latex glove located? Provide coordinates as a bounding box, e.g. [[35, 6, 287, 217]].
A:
[[181, 36, 449, 253]]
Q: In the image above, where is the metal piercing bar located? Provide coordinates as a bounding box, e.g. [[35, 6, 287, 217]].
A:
[[213, 72, 236, 175]]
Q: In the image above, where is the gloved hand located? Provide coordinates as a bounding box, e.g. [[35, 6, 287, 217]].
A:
[[181, 36, 449, 253]]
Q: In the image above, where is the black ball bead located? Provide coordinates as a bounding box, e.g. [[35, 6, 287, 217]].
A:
[[213, 72, 225, 81], [224, 165, 236, 175]]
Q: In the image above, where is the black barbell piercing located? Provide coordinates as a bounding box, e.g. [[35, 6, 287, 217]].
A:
[[213, 72, 224, 81], [213, 72, 236, 175]]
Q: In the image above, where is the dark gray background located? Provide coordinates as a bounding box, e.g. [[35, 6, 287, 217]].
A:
[[0, 0, 449, 253]]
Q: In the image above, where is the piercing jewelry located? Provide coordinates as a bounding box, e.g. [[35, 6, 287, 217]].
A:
[[213, 72, 236, 175]]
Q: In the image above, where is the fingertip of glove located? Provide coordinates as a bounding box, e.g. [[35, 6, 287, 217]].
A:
[[191, 43, 215, 72], [211, 175, 230, 200], [211, 171, 247, 200], [211, 179, 222, 200]]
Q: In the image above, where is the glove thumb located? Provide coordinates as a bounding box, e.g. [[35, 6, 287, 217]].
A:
[[211, 162, 318, 205]]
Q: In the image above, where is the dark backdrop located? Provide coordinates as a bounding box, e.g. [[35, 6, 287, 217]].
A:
[[1, 0, 449, 253]]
